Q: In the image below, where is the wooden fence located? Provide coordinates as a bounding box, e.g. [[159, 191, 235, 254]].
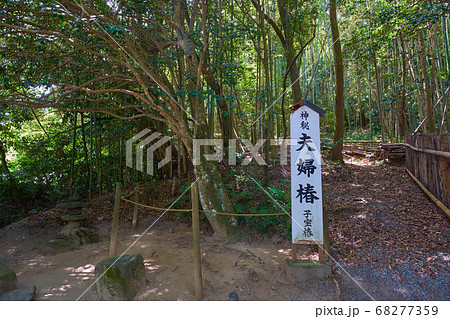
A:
[[405, 134, 450, 209]]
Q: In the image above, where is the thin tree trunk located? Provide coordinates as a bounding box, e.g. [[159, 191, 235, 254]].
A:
[[174, 0, 236, 240], [418, 30, 435, 133], [374, 58, 386, 143], [398, 34, 408, 137], [260, 0, 270, 186], [70, 112, 78, 193], [430, 24, 444, 122], [330, 0, 344, 162], [88, 112, 93, 200], [95, 113, 102, 195], [80, 113, 90, 176]]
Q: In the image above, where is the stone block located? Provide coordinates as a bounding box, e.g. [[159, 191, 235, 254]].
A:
[[95, 254, 146, 301], [0, 286, 36, 301], [0, 268, 17, 295], [284, 259, 331, 283]]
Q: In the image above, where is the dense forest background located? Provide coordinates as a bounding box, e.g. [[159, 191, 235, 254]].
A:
[[0, 0, 449, 233]]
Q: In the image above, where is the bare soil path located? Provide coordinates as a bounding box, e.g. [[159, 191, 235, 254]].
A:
[[323, 159, 449, 300]]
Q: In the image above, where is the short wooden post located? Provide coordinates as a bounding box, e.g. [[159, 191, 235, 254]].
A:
[[318, 245, 325, 264], [132, 187, 139, 229], [292, 243, 297, 263], [322, 190, 331, 259], [191, 183, 203, 300], [109, 182, 122, 257]]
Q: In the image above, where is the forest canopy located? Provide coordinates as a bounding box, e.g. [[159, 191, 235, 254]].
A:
[[0, 0, 449, 233]]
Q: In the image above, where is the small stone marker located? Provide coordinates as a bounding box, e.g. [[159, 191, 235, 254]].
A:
[[0, 268, 17, 295], [95, 254, 146, 301], [0, 286, 36, 301], [55, 192, 92, 247]]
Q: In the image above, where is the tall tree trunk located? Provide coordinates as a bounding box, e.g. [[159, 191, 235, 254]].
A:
[[204, 77, 231, 151], [330, 0, 344, 162], [95, 113, 102, 195], [0, 141, 26, 211], [430, 24, 443, 121], [374, 58, 386, 143], [176, 0, 236, 239], [217, 0, 230, 151], [194, 156, 237, 239], [0, 141, 9, 174], [80, 113, 90, 176], [89, 112, 93, 200], [285, 49, 303, 103], [394, 41, 400, 142], [418, 30, 435, 133], [70, 112, 78, 192], [181, 101, 237, 240], [260, 0, 270, 187], [251, 0, 305, 138], [398, 34, 408, 137]]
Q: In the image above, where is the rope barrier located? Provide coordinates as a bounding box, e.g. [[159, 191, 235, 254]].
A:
[[121, 196, 288, 217]]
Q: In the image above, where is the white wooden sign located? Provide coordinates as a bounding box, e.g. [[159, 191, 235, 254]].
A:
[[290, 99, 326, 245]]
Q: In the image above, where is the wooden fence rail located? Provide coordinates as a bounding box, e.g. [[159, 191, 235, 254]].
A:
[[405, 134, 450, 210]]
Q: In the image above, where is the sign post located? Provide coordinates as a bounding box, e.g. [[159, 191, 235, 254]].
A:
[[290, 99, 326, 263]]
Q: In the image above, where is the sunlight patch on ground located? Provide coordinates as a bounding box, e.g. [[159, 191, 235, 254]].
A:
[[353, 198, 368, 204], [64, 264, 95, 273], [394, 287, 408, 297], [23, 257, 54, 272], [64, 264, 96, 282], [144, 259, 160, 272], [278, 249, 290, 256], [56, 284, 72, 292], [356, 213, 367, 219], [344, 158, 381, 167]]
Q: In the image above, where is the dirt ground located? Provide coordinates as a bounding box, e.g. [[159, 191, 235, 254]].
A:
[[0, 158, 448, 301], [0, 216, 338, 301]]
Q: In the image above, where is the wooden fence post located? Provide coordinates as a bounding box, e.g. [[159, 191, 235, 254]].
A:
[[109, 182, 122, 257], [191, 183, 203, 300], [318, 245, 324, 264], [440, 135, 450, 207], [132, 186, 139, 229], [291, 243, 297, 263]]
